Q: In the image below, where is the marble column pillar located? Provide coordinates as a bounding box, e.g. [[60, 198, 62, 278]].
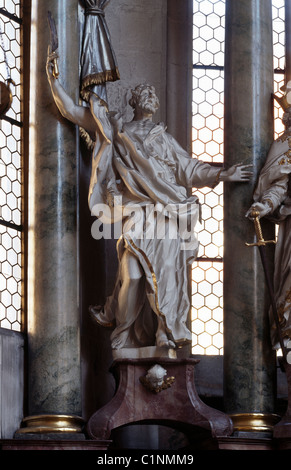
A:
[[167, 0, 193, 153], [223, 0, 278, 432], [18, 0, 83, 436]]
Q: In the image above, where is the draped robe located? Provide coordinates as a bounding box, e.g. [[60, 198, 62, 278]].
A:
[[88, 95, 223, 348], [252, 132, 291, 348]]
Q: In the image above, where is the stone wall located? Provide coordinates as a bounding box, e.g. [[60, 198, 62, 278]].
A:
[[105, 0, 168, 124], [0, 329, 24, 438]]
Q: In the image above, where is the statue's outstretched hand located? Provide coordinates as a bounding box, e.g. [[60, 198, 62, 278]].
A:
[[222, 163, 253, 182]]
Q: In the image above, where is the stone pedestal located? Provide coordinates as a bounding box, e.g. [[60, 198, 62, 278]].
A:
[[274, 362, 291, 440], [87, 358, 233, 442]]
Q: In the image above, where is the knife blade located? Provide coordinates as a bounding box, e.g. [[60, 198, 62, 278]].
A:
[[47, 11, 59, 79]]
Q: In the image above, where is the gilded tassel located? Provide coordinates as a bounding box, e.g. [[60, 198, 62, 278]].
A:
[[80, 68, 120, 102]]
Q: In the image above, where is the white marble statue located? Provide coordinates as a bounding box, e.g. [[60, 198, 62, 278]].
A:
[[246, 82, 291, 350], [47, 49, 252, 351]]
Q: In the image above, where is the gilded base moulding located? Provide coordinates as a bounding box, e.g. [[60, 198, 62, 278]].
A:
[[16, 414, 85, 435], [230, 413, 281, 433]]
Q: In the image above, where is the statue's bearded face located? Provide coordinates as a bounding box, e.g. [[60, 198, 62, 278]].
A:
[[130, 85, 160, 115]]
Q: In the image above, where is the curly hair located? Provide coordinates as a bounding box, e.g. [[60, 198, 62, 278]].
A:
[[129, 84, 160, 114]]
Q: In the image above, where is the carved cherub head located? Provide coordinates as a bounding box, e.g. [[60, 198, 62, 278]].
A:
[[145, 364, 167, 388]]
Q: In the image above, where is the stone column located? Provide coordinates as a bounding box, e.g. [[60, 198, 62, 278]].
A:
[[223, 0, 278, 432], [17, 0, 83, 436], [167, 0, 193, 152]]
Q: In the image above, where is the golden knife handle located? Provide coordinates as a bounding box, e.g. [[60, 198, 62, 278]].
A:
[[245, 208, 276, 247], [252, 211, 264, 243], [53, 58, 59, 79]]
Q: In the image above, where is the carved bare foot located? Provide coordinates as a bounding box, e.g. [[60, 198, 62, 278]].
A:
[[89, 305, 115, 328], [158, 338, 176, 349], [111, 330, 129, 350], [156, 328, 176, 349]]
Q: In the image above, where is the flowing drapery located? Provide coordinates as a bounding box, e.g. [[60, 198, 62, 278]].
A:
[[88, 95, 223, 349], [80, 0, 120, 103]]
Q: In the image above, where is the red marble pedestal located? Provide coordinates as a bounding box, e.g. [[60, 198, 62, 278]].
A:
[[273, 362, 291, 440], [87, 357, 233, 442]]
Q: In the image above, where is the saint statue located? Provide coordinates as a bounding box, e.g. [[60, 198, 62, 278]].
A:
[[246, 82, 291, 350], [46, 47, 252, 353]]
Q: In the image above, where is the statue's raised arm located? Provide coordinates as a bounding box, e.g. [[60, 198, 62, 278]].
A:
[[46, 46, 96, 134], [46, 2, 120, 137]]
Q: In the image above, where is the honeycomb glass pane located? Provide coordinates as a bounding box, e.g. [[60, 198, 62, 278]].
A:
[[191, 0, 283, 356], [272, 0, 285, 71], [195, 183, 224, 259], [192, 261, 223, 355], [193, 0, 225, 67], [274, 72, 285, 138], [272, 0, 285, 139], [0, 11, 22, 122], [0, 225, 22, 331], [193, 68, 224, 164], [192, 0, 225, 355], [0, 1, 23, 332]]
